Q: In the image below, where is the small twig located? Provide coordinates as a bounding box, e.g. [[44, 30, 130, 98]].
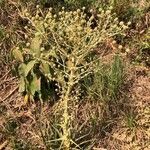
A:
[[0, 70, 11, 80], [0, 140, 8, 150], [0, 77, 17, 86], [2, 86, 19, 102]]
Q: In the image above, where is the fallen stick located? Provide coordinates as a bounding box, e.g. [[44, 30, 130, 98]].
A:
[[1, 86, 19, 102], [0, 140, 8, 150]]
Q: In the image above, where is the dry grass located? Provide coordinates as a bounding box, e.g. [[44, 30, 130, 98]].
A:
[[0, 0, 150, 149]]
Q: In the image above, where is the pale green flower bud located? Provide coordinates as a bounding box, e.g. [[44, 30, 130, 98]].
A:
[[82, 7, 85, 10], [112, 40, 116, 44], [24, 26, 28, 29], [40, 47, 45, 51], [25, 34, 28, 39], [77, 9, 81, 13], [119, 21, 124, 26], [127, 21, 131, 26], [109, 6, 113, 10], [118, 45, 123, 49], [49, 7, 52, 12], [90, 9, 93, 13], [126, 48, 130, 53], [25, 12, 29, 17], [81, 68, 84, 72], [99, 8, 103, 12], [106, 10, 111, 15], [58, 12, 62, 16], [36, 5, 40, 9], [53, 14, 57, 18], [26, 42, 30, 47]]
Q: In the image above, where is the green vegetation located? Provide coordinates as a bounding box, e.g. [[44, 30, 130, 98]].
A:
[[0, 0, 149, 149]]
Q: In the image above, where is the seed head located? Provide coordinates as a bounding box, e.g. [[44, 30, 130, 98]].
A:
[[109, 6, 113, 10], [90, 9, 93, 13], [82, 7, 85, 10], [112, 40, 116, 44], [24, 26, 28, 29], [26, 42, 30, 47], [127, 21, 131, 26], [49, 7, 52, 12], [77, 9, 81, 13], [99, 8, 103, 12], [36, 5, 40, 9], [24, 34, 28, 39], [118, 45, 123, 50], [126, 48, 130, 53], [40, 47, 45, 51], [119, 21, 124, 26], [106, 10, 111, 15]]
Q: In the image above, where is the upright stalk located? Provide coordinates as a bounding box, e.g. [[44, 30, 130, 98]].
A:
[[62, 68, 74, 150]]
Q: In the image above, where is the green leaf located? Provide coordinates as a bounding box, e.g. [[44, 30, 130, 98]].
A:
[[29, 74, 41, 96], [40, 61, 51, 74], [18, 63, 27, 77], [30, 35, 42, 57], [24, 60, 36, 77], [19, 77, 26, 93], [12, 48, 23, 62]]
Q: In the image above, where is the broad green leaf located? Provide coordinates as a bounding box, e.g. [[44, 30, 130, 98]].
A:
[[24, 60, 36, 77], [19, 77, 26, 93], [40, 61, 51, 74], [12, 48, 23, 62], [18, 63, 27, 77], [30, 35, 42, 57], [30, 74, 41, 96]]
